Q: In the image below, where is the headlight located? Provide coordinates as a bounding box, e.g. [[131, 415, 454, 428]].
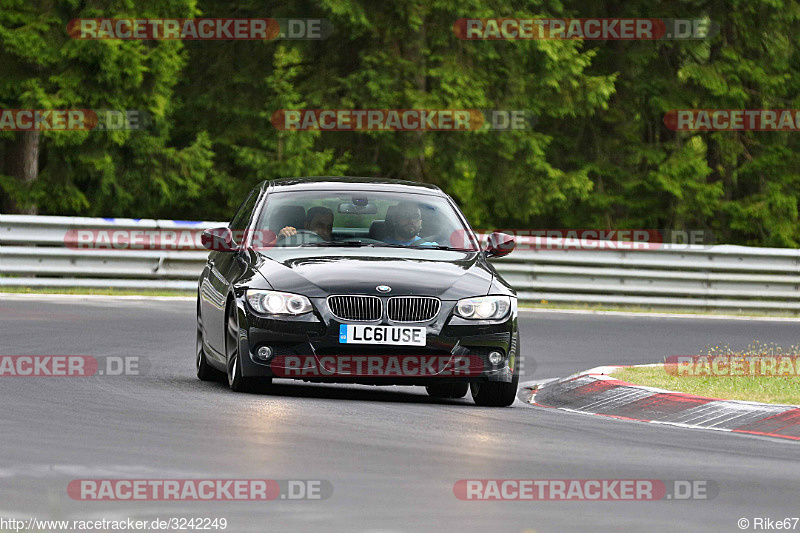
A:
[[246, 290, 313, 315], [454, 296, 512, 320]]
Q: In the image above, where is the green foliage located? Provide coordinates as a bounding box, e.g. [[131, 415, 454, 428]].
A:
[[0, 0, 211, 217], [0, 0, 798, 247]]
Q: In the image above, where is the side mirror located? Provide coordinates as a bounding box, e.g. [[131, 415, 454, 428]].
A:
[[483, 231, 515, 258], [201, 227, 236, 252]]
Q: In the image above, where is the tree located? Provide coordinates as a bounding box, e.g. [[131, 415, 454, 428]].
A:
[[0, 0, 212, 218]]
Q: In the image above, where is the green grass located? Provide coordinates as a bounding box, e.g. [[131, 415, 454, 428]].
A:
[[612, 365, 800, 405], [0, 286, 193, 297]]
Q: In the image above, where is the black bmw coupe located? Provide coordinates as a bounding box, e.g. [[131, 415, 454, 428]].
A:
[[196, 177, 520, 406]]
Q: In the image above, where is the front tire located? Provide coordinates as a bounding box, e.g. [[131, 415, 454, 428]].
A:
[[470, 371, 519, 407], [226, 303, 260, 393]]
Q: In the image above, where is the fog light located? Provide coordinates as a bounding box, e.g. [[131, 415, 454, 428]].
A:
[[256, 346, 273, 361], [488, 351, 504, 365]]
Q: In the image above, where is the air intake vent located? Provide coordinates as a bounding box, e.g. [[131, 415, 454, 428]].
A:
[[387, 297, 440, 322], [328, 296, 382, 321]]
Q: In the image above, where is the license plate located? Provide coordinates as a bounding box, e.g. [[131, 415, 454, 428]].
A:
[[339, 325, 426, 346]]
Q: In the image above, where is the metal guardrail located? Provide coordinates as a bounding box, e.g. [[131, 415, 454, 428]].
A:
[[496, 246, 800, 312], [1, 214, 798, 312], [0, 215, 216, 291]]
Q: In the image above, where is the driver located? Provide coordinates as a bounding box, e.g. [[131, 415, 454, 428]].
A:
[[384, 202, 427, 245], [279, 206, 334, 241]]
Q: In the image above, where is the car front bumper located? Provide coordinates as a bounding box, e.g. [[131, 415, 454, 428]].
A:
[[235, 297, 519, 385]]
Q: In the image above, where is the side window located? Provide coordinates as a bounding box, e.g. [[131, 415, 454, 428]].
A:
[[229, 190, 259, 245]]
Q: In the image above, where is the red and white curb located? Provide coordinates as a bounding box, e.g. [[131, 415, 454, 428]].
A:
[[525, 366, 800, 441]]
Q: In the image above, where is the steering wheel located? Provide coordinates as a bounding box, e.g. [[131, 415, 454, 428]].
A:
[[276, 229, 324, 246]]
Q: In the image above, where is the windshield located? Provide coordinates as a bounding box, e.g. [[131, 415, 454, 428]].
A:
[[252, 189, 480, 252]]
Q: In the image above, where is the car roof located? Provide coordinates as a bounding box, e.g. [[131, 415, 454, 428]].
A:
[[262, 176, 444, 195]]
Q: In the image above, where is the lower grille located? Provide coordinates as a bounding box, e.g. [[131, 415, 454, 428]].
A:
[[387, 296, 440, 322], [327, 295, 382, 321], [315, 347, 451, 356]]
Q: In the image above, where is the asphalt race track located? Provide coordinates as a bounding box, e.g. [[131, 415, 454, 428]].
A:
[[1, 295, 799, 532]]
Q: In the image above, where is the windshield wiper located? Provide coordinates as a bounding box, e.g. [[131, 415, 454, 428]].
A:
[[300, 241, 475, 251], [408, 244, 477, 252], [301, 240, 375, 247]]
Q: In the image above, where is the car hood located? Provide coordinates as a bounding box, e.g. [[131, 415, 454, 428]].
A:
[[253, 247, 493, 300]]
